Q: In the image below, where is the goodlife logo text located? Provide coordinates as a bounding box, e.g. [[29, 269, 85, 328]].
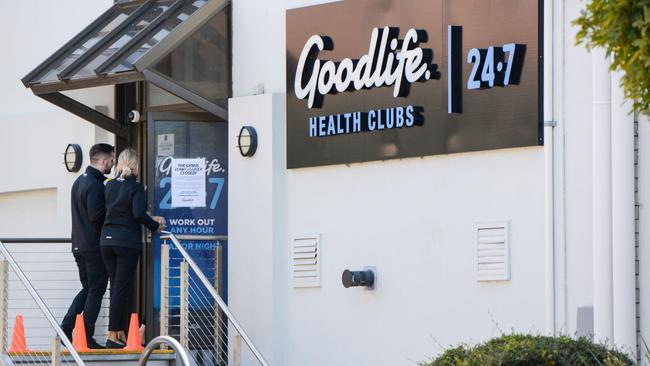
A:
[[294, 27, 437, 109]]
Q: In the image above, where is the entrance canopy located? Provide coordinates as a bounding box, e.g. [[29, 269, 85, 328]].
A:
[[22, 0, 231, 137]]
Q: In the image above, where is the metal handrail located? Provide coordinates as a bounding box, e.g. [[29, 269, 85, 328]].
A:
[[0, 238, 71, 243], [138, 336, 190, 366], [171, 234, 227, 241], [0, 240, 86, 365], [160, 231, 271, 366]]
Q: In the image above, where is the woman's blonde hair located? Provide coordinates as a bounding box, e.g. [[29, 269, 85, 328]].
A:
[[115, 148, 139, 179]]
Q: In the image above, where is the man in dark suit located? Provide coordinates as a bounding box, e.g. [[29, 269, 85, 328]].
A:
[[60, 143, 115, 349]]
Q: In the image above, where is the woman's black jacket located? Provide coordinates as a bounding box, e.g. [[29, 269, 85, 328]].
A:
[[100, 176, 159, 250]]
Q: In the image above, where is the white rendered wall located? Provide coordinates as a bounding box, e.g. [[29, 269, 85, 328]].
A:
[[231, 2, 547, 363], [227, 0, 615, 364], [229, 96, 545, 366], [0, 0, 115, 238]]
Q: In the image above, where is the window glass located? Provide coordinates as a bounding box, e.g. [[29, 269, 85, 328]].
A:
[[34, 4, 139, 83], [151, 5, 231, 109], [111, 1, 208, 74], [148, 83, 186, 107], [72, 0, 177, 79]]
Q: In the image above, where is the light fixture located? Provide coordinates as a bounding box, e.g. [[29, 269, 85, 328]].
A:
[[237, 126, 258, 157], [342, 269, 375, 288], [64, 144, 83, 172]]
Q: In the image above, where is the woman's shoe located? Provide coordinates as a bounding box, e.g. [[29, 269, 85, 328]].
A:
[[105, 338, 125, 349]]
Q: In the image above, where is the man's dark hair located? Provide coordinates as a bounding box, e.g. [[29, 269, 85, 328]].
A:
[[89, 143, 115, 163]]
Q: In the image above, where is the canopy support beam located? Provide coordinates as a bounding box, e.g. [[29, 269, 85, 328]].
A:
[[38, 92, 129, 138], [143, 69, 228, 121]]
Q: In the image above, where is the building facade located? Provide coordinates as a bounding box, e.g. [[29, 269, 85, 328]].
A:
[[1, 0, 648, 365]]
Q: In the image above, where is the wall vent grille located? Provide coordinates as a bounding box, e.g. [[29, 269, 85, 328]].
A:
[[292, 235, 320, 288], [477, 223, 510, 281]]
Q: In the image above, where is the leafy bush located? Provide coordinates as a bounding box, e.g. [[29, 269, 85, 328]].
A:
[[574, 0, 650, 113], [421, 334, 633, 366]]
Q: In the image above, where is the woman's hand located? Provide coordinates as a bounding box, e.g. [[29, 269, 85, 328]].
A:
[[153, 216, 167, 232]]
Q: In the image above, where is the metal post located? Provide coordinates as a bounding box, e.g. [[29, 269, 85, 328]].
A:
[[160, 243, 170, 338], [179, 260, 189, 349], [232, 334, 241, 366], [51, 336, 61, 366], [214, 242, 224, 364], [0, 260, 7, 355]]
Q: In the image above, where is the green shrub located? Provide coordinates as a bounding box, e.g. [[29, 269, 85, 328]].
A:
[[421, 334, 633, 366]]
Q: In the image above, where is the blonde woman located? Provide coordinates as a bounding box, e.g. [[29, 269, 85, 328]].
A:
[[100, 148, 165, 348]]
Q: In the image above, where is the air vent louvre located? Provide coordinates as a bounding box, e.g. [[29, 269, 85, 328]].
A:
[[292, 235, 320, 288], [477, 223, 510, 281]]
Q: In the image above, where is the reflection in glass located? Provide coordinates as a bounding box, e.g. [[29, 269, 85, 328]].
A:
[[151, 6, 231, 109], [35, 4, 139, 83], [73, 0, 177, 79], [111, 1, 208, 74]]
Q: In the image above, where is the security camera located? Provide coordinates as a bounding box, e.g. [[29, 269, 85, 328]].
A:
[[128, 110, 142, 123]]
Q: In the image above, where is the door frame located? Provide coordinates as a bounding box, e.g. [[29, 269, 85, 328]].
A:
[[144, 111, 224, 341]]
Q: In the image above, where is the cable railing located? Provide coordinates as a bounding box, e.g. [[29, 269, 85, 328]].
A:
[[0, 239, 85, 366], [0, 239, 110, 349], [160, 232, 270, 366]]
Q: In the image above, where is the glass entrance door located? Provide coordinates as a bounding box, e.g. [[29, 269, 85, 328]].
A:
[[146, 113, 228, 339]]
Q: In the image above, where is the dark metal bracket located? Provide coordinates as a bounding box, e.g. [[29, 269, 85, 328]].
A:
[[37, 92, 129, 138]]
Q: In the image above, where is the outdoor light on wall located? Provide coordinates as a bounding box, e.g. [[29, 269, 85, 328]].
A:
[[342, 268, 375, 289], [64, 144, 83, 173], [237, 126, 258, 157]]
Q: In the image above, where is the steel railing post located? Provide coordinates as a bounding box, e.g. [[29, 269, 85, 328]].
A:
[[160, 242, 170, 338], [51, 336, 61, 366], [214, 242, 225, 364], [179, 260, 189, 349], [233, 334, 241, 366], [0, 260, 7, 355]]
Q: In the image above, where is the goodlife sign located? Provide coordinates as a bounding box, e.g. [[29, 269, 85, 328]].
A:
[[286, 0, 540, 169]]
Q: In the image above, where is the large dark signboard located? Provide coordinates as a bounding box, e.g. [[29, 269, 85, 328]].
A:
[[286, 0, 541, 168]]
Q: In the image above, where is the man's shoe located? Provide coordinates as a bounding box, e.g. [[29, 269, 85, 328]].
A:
[[105, 339, 125, 349], [59, 325, 72, 346], [88, 338, 106, 349]]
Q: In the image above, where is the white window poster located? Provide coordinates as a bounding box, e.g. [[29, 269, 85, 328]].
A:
[[171, 158, 206, 208], [157, 134, 175, 156]]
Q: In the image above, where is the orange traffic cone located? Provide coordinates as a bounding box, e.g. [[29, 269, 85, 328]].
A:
[[124, 313, 144, 351], [8, 314, 30, 352], [72, 314, 90, 352]]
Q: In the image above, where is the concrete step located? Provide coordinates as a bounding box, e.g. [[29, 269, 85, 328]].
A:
[[5, 349, 177, 366]]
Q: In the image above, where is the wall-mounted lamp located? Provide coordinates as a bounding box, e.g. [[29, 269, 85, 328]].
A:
[[64, 144, 83, 172], [237, 126, 258, 157], [342, 268, 375, 289]]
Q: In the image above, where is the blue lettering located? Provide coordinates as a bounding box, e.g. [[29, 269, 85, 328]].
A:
[[386, 108, 394, 129], [377, 110, 385, 130], [319, 116, 326, 136], [344, 113, 352, 133], [368, 110, 376, 131], [353, 112, 361, 132], [406, 105, 414, 127], [327, 115, 336, 135], [396, 107, 404, 127], [309, 117, 317, 137]]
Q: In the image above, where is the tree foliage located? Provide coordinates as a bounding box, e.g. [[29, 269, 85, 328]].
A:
[[574, 0, 650, 112]]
